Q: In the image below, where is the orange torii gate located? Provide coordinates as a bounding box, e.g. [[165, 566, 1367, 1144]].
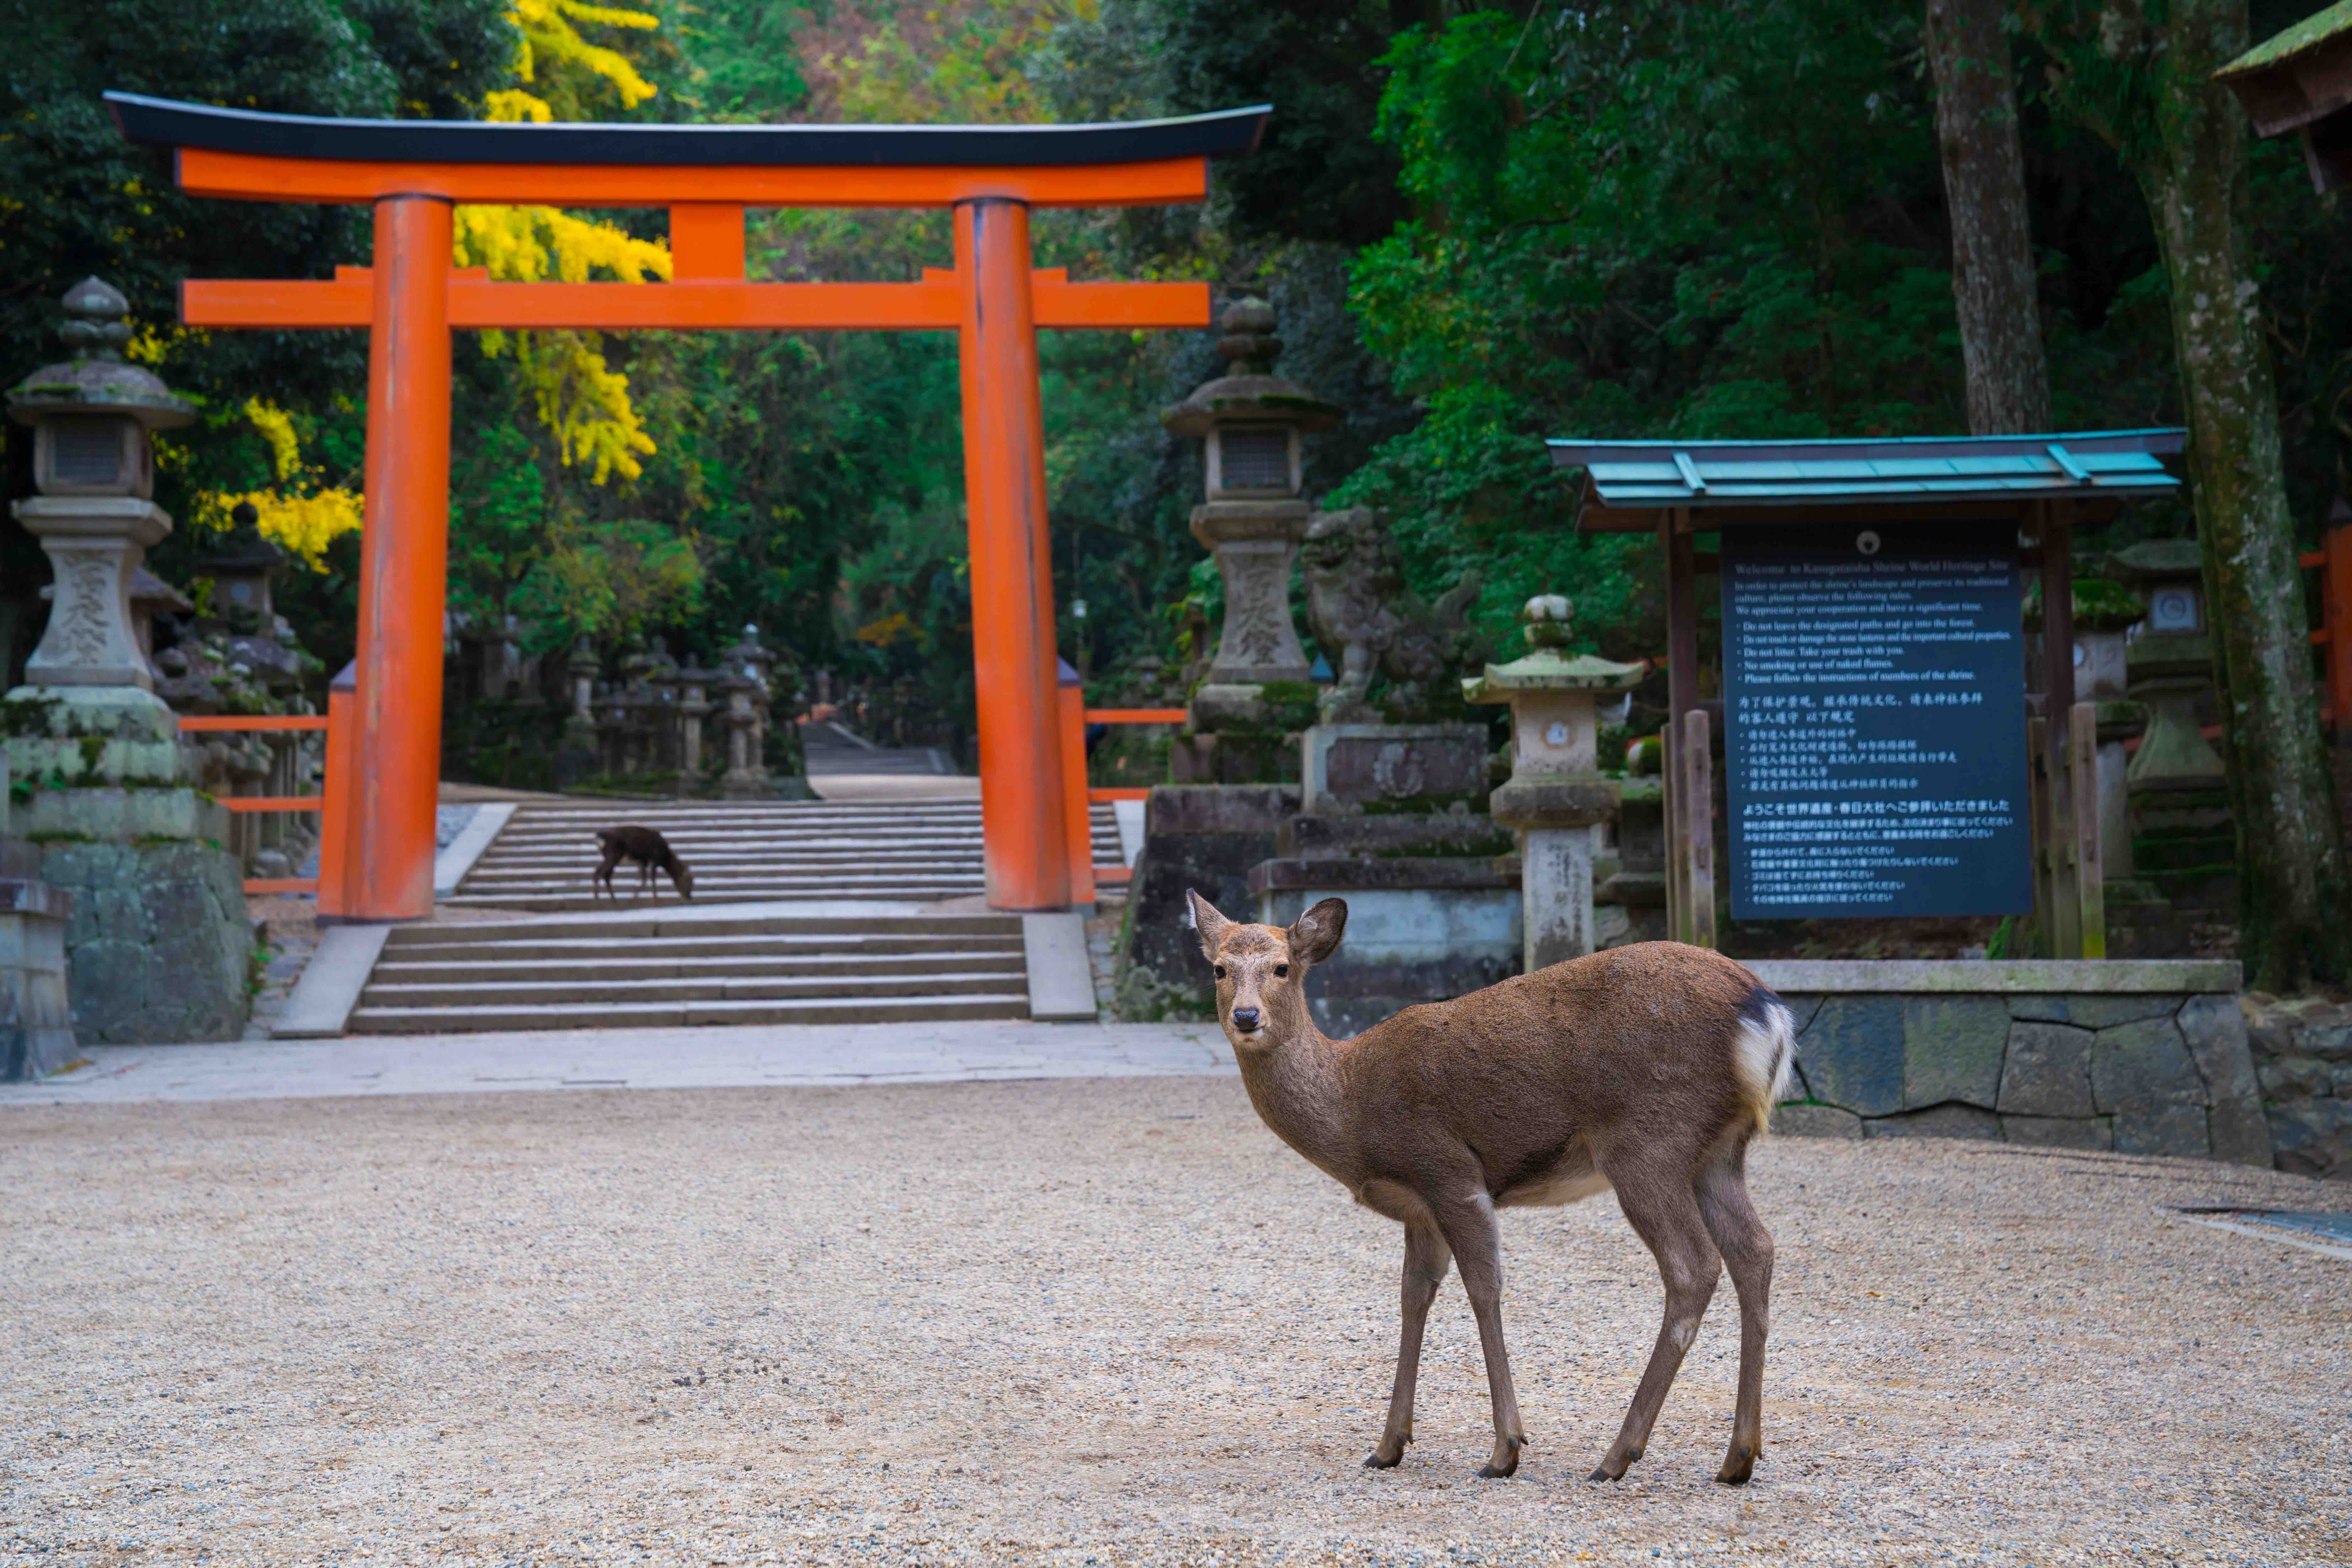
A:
[[106, 92, 1267, 921]]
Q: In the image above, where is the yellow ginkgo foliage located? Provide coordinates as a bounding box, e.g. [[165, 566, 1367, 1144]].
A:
[[196, 399, 365, 570], [458, 0, 671, 484], [510, 0, 660, 115]]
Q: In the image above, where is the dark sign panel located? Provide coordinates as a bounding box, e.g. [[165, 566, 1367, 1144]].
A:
[[1720, 522, 2032, 920]]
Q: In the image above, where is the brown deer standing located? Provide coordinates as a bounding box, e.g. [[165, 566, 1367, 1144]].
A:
[[593, 825, 695, 901], [1185, 889, 1794, 1485]]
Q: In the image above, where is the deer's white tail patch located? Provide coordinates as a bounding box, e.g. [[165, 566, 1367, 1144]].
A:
[[1732, 988, 1798, 1136]]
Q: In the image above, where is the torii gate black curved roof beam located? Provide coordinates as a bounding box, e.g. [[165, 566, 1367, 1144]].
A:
[[104, 92, 1271, 168]]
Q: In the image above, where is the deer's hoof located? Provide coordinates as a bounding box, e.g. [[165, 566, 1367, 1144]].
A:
[[1588, 1446, 1640, 1482], [1363, 1452, 1400, 1470], [1475, 1461, 1517, 1480], [1715, 1445, 1757, 1486]]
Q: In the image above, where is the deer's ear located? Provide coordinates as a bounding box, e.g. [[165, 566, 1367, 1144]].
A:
[[1186, 888, 1234, 962], [1289, 897, 1347, 966]]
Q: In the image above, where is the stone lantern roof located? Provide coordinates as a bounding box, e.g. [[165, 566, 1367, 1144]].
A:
[[2108, 538, 2202, 584], [6, 278, 193, 430], [1462, 596, 1645, 702], [1160, 297, 1341, 437]]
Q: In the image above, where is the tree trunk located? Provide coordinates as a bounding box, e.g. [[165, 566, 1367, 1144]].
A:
[[2133, 0, 2352, 990], [1924, 0, 2050, 434]]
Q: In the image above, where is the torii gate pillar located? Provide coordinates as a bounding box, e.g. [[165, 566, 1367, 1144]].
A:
[[955, 198, 1069, 908], [353, 195, 454, 919]]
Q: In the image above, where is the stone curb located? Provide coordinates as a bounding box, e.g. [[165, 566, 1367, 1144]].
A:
[[432, 802, 515, 895], [1022, 912, 1097, 1021], [272, 924, 390, 1039]]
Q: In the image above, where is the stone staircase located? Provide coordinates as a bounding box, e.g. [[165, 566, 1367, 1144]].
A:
[[802, 719, 956, 776], [333, 797, 1126, 1035], [445, 799, 975, 910], [445, 798, 1120, 910], [348, 909, 1033, 1034]]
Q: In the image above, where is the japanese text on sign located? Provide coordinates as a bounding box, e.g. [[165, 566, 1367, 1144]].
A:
[[1720, 522, 2033, 919]]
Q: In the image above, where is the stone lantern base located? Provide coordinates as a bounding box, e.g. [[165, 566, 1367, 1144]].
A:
[[2, 689, 250, 1046]]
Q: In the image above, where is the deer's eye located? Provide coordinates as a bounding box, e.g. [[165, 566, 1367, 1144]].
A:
[[1274, 964, 1290, 978], [1214, 965, 1226, 980]]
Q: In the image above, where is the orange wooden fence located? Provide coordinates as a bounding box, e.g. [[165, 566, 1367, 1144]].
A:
[[2302, 521, 2352, 728], [1060, 703, 1185, 892], [178, 713, 335, 896]]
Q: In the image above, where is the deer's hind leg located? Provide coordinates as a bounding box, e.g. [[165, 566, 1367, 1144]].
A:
[[1590, 1155, 1722, 1482], [1697, 1139, 1774, 1484], [1366, 1216, 1451, 1470]]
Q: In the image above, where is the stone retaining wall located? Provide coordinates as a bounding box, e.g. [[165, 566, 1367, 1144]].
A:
[[2240, 994, 2352, 1179], [37, 840, 251, 1045], [1753, 961, 2270, 1167]]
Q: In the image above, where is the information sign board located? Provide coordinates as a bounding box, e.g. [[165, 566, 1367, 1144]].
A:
[[1720, 522, 2032, 919]]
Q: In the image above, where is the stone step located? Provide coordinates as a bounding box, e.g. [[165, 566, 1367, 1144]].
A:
[[371, 950, 1024, 985], [458, 865, 991, 886], [492, 805, 987, 821], [436, 892, 981, 913], [361, 968, 1026, 1007], [347, 991, 1031, 1034], [384, 913, 1022, 945], [383, 933, 1020, 963], [466, 845, 993, 867]]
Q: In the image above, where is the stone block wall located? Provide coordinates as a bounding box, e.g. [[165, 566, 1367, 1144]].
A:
[[1755, 963, 2269, 1167], [2240, 994, 2352, 1180], [1115, 785, 1297, 1022], [37, 840, 251, 1044]]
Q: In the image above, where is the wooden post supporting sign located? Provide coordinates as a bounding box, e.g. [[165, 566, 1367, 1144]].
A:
[[2069, 700, 2105, 957], [1682, 706, 1716, 950]]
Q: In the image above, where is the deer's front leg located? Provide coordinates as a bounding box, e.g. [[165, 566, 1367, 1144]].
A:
[[1434, 1193, 1524, 1479], [1366, 1218, 1451, 1469]]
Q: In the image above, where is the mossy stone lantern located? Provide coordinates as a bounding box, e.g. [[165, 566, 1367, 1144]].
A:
[[2111, 540, 2225, 792], [8, 278, 194, 695], [1463, 596, 1644, 970], [191, 502, 290, 634], [1162, 297, 1340, 732], [2111, 539, 2233, 904]]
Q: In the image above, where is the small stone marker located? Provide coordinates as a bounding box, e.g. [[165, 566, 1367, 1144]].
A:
[[1462, 595, 1643, 970]]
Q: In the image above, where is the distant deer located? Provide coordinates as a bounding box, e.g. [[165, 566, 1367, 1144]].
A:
[[1184, 889, 1794, 1485], [594, 825, 695, 901]]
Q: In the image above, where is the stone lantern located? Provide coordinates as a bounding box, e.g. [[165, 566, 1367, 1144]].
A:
[[718, 625, 774, 799], [8, 278, 193, 697], [1463, 596, 1644, 971], [1162, 297, 1340, 744], [2112, 539, 2233, 913], [555, 636, 600, 787], [3, 279, 251, 1047], [2113, 541, 2224, 791], [675, 663, 714, 782], [190, 504, 289, 633], [6, 278, 212, 829], [2025, 576, 2149, 880]]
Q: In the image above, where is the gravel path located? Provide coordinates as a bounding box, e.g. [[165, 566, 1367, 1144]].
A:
[[3, 1078, 2345, 1565]]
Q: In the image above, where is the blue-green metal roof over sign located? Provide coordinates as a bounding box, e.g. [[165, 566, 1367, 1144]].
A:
[[1549, 428, 2185, 513]]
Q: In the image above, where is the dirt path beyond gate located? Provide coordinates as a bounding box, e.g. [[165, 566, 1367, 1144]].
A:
[[3, 1077, 2343, 1565]]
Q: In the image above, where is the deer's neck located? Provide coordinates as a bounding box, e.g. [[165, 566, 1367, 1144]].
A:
[[1236, 1024, 1357, 1185]]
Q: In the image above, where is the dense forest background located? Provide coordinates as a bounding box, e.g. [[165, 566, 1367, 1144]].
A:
[[6, 0, 2352, 747]]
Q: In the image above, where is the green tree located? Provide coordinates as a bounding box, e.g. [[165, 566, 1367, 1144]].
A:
[[2026, 0, 2352, 991], [0, 0, 512, 680]]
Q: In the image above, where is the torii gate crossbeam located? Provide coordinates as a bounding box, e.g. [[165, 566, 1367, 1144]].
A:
[[107, 93, 1267, 922]]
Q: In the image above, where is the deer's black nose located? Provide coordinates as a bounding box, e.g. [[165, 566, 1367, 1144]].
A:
[[1231, 1007, 1261, 1033]]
